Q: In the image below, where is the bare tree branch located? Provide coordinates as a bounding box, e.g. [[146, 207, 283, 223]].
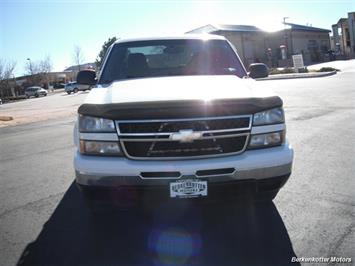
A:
[[25, 56, 52, 76], [0, 59, 16, 98], [0, 59, 16, 81], [73, 45, 85, 71], [24, 56, 52, 87], [25, 60, 39, 76], [39, 56, 52, 73]]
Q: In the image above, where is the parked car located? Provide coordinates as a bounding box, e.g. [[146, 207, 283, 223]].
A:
[[25, 86, 47, 98], [53, 83, 66, 89], [65, 82, 91, 94], [74, 35, 293, 211]]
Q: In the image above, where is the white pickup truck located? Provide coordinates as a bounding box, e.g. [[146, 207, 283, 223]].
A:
[[74, 35, 293, 209]]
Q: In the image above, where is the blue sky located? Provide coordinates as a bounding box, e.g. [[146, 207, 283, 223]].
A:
[[1, 0, 354, 76]]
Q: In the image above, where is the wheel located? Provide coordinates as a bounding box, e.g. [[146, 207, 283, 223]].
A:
[[67, 91, 71, 94], [26, 95, 30, 99], [35, 94, 39, 98], [73, 88, 79, 93], [44, 93, 47, 97]]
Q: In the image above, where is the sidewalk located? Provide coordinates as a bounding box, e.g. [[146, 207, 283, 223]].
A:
[[258, 59, 355, 81], [257, 70, 337, 81]]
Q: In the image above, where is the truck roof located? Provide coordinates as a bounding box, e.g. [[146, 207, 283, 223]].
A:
[[114, 34, 227, 44]]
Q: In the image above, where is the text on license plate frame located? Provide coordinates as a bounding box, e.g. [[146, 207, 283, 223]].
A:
[[170, 179, 208, 198]]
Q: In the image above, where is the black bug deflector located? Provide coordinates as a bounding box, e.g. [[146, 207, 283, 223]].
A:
[[78, 96, 283, 120]]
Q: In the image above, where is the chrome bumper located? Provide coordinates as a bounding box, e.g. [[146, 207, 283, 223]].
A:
[[75, 142, 293, 187]]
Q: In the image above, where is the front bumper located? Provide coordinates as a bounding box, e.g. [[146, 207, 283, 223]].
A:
[[77, 174, 290, 203], [74, 142, 293, 187]]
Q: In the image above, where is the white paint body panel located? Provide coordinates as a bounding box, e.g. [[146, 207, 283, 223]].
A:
[[84, 75, 275, 105]]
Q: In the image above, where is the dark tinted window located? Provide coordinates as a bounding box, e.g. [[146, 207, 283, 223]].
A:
[[100, 39, 246, 83]]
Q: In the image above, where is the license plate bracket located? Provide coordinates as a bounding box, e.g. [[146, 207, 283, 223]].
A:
[[170, 179, 208, 198]]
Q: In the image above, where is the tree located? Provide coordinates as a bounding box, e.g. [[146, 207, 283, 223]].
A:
[[24, 56, 52, 87], [73, 45, 85, 71], [25, 59, 39, 76], [0, 59, 16, 80], [96, 37, 117, 70], [0, 59, 16, 97], [39, 56, 52, 90], [24, 56, 52, 76], [39, 56, 52, 73]]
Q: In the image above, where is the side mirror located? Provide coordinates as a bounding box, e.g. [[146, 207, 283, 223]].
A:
[[248, 63, 269, 79], [77, 70, 96, 85]]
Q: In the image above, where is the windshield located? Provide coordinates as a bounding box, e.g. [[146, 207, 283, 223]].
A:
[[99, 39, 247, 83]]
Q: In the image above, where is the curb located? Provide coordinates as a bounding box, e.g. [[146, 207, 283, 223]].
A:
[[257, 70, 337, 81], [0, 116, 14, 121]]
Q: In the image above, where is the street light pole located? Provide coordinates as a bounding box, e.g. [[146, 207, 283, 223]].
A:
[[282, 17, 290, 66], [11, 74, 17, 97], [27, 58, 33, 75], [283, 17, 289, 25], [283, 17, 289, 48]]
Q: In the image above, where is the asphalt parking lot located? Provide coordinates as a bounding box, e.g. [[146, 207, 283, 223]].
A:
[[0, 61, 354, 265], [0, 90, 88, 127]]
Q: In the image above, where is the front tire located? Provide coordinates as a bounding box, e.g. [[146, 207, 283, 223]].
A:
[[35, 94, 39, 98], [67, 91, 71, 94], [73, 88, 79, 93]]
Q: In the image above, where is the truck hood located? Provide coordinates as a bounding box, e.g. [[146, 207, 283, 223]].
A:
[[84, 75, 275, 105], [79, 75, 282, 120]]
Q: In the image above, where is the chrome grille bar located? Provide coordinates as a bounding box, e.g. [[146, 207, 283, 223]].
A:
[[115, 115, 252, 160]]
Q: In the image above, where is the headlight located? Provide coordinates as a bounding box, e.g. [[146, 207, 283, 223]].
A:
[[248, 131, 285, 149], [80, 140, 122, 155], [253, 107, 284, 126], [79, 115, 115, 132]]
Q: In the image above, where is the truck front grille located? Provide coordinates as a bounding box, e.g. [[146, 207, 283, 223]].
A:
[[116, 115, 251, 160], [119, 117, 250, 134]]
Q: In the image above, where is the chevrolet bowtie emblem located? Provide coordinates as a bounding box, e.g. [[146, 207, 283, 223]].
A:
[[170, 129, 203, 143]]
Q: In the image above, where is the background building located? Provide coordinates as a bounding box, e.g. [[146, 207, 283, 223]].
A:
[[0, 71, 77, 98], [0, 63, 96, 99], [187, 23, 331, 67], [266, 23, 331, 67], [332, 12, 355, 59], [187, 24, 266, 67]]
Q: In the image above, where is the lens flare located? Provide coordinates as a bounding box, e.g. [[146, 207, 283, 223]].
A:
[[148, 227, 202, 266]]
